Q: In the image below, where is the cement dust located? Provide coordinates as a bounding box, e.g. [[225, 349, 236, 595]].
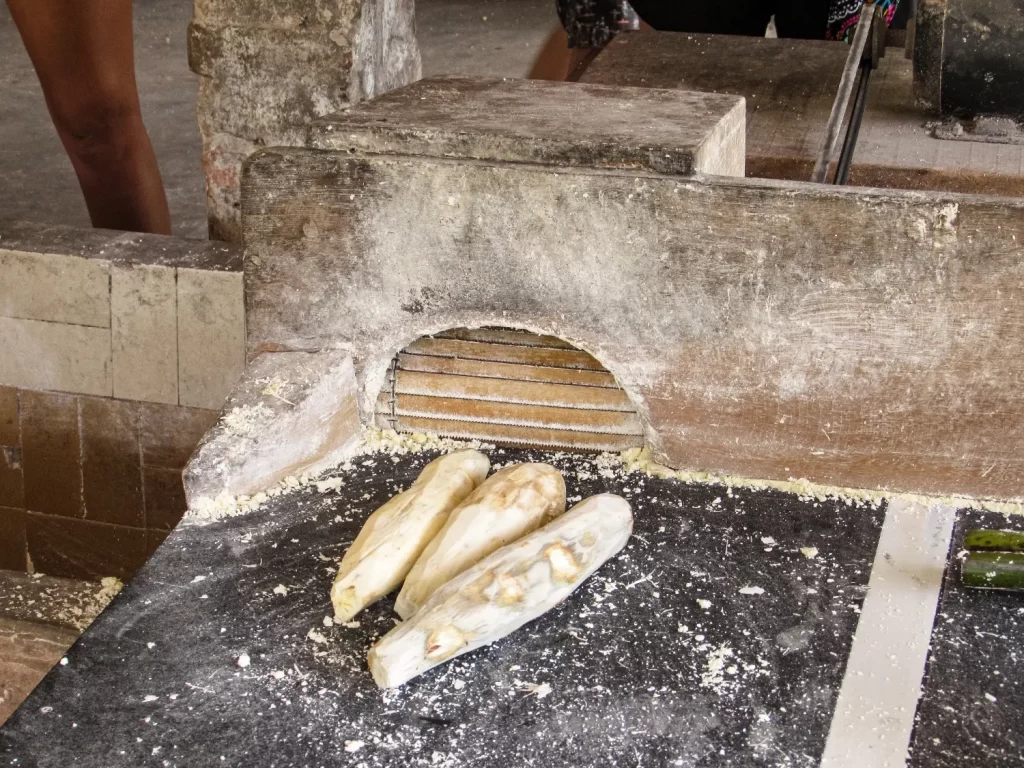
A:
[[616, 446, 1024, 516], [187, 429, 1023, 528]]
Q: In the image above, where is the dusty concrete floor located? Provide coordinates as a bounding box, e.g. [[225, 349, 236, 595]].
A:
[[0, 0, 553, 240]]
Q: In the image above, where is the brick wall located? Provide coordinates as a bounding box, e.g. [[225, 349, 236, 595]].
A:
[[0, 221, 243, 580]]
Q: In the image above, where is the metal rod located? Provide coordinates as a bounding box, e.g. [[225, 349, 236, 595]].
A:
[[811, 5, 875, 183], [834, 64, 872, 184]]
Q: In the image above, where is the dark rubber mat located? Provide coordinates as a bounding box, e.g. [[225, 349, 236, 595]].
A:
[[908, 508, 1024, 768], [1, 448, 884, 767]]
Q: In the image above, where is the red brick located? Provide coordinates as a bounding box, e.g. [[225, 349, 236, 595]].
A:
[[0, 507, 27, 571], [0, 447, 23, 509], [143, 466, 188, 531], [139, 403, 217, 469], [26, 513, 147, 581], [80, 397, 143, 527], [146, 529, 170, 557], [0, 386, 18, 446], [20, 391, 82, 519]]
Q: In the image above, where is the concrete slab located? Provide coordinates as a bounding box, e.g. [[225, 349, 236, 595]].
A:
[[310, 76, 745, 176]]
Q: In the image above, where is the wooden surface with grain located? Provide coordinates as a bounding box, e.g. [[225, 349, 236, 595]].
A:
[[581, 31, 1024, 197], [244, 144, 1024, 500]]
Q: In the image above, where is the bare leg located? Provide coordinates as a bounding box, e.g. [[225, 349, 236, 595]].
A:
[[7, 0, 171, 234]]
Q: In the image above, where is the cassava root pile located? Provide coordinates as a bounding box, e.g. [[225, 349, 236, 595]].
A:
[[369, 493, 634, 688], [395, 463, 566, 619], [330, 453, 633, 687]]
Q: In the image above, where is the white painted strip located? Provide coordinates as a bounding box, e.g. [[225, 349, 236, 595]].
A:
[[819, 499, 956, 768]]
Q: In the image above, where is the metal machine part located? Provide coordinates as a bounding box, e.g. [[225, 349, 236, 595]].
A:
[[929, 114, 1024, 145], [914, 0, 1024, 121]]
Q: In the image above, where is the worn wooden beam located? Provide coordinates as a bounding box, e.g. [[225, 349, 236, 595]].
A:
[[244, 145, 1024, 501], [581, 31, 1024, 197]]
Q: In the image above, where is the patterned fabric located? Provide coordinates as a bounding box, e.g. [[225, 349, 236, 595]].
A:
[[826, 0, 898, 40], [557, 0, 635, 48], [557, 0, 898, 47]]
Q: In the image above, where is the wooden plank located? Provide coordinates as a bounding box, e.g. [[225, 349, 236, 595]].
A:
[[581, 33, 846, 180], [403, 337, 606, 371], [244, 148, 1024, 499], [391, 393, 644, 435], [432, 327, 579, 351], [387, 416, 644, 453], [393, 370, 636, 412], [396, 353, 619, 388], [581, 31, 1024, 196]]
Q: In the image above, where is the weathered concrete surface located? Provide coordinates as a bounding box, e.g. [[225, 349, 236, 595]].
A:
[[188, 0, 421, 241], [183, 350, 361, 506], [0, 219, 240, 272], [310, 77, 746, 176], [243, 144, 1024, 501]]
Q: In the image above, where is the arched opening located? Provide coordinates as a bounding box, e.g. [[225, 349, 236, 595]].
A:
[[374, 327, 644, 452]]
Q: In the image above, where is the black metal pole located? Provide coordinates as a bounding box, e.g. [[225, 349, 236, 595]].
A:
[[834, 64, 872, 184]]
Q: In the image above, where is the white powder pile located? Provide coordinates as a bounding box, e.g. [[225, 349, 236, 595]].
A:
[[222, 403, 274, 436], [184, 428, 490, 526], [615, 446, 1023, 515], [186, 426, 1024, 530], [353, 428, 492, 457]]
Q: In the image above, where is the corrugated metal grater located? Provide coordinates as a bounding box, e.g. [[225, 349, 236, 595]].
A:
[[375, 327, 644, 452]]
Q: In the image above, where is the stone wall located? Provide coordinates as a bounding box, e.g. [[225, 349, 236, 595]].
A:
[[188, 0, 422, 240], [0, 221, 245, 579]]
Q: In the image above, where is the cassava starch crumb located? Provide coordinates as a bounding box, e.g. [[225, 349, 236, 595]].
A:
[[184, 428, 490, 526], [222, 403, 274, 436], [613, 446, 1024, 515], [353, 428, 492, 457]]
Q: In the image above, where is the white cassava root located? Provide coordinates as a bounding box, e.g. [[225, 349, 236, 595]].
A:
[[330, 449, 490, 621], [394, 463, 566, 619], [368, 493, 633, 688]]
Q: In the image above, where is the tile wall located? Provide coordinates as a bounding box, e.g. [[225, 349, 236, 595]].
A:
[[0, 221, 243, 580]]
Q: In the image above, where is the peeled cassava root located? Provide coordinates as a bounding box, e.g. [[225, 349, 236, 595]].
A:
[[330, 449, 490, 621], [368, 493, 634, 688], [394, 463, 566, 620]]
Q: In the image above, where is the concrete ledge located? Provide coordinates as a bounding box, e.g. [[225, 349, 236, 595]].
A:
[[309, 77, 746, 177], [0, 220, 244, 409], [244, 144, 1024, 501], [0, 219, 241, 272]]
